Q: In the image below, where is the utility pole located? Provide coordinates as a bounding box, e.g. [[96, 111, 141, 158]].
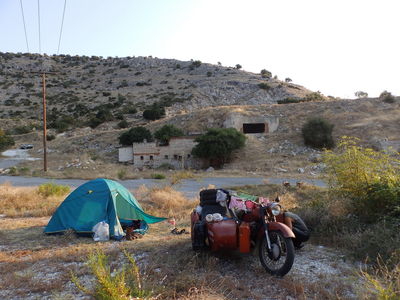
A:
[[42, 72, 47, 172], [30, 70, 58, 172]]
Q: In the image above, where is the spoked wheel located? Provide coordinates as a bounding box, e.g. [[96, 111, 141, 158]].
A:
[[259, 230, 295, 277]]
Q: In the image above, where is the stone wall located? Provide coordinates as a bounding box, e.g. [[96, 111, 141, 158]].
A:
[[119, 137, 199, 169]]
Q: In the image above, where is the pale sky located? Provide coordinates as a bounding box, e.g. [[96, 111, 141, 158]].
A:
[[0, 0, 399, 98]]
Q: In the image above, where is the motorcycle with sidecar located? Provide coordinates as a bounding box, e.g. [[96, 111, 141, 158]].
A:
[[190, 189, 295, 277]]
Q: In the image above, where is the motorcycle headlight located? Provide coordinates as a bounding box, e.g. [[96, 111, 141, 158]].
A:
[[271, 203, 281, 216]]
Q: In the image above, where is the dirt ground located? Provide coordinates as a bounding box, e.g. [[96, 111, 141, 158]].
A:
[[0, 216, 363, 300]]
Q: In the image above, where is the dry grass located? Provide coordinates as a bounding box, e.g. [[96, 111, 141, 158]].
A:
[[0, 183, 64, 217], [0, 183, 364, 299], [170, 170, 197, 185], [135, 185, 195, 220]]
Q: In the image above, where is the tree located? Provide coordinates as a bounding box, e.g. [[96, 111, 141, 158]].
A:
[[354, 91, 368, 98], [154, 124, 184, 145], [143, 104, 165, 120], [119, 127, 153, 145], [260, 69, 272, 78], [0, 129, 15, 151], [379, 90, 395, 103], [302, 117, 335, 149], [235, 64, 242, 70], [192, 128, 245, 167]]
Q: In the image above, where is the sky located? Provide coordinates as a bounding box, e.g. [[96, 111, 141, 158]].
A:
[[0, 0, 399, 99]]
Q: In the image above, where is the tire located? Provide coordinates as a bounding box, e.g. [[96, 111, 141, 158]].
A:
[[258, 230, 295, 277], [200, 198, 218, 205], [200, 190, 217, 200], [200, 194, 217, 201]]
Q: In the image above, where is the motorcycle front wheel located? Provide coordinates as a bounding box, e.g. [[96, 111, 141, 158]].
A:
[[259, 230, 295, 277]]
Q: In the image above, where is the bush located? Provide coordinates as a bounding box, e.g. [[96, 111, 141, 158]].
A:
[[277, 98, 302, 104], [192, 128, 245, 167], [151, 173, 166, 180], [324, 137, 400, 222], [117, 169, 127, 180], [260, 69, 272, 78], [380, 90, 396, 103], [258, 82, 270, 90], [360, 259, 400, 299], [305, 92, 325, 101], [123, 105, 137, 114], [0, 129, 15, 151], [302, 117, 335, 149], [119, 126, 153, 145], [37, 183, 70, 198], [71, 249, 151, 299], [88, 109, 115, 128], [143, 105, 165, 120], [190, 60, 202, 68], [154, 124, 184, 145], [117, 120, 129, 129], [13, 125, 33, 134], [46, 134, 56, 141]]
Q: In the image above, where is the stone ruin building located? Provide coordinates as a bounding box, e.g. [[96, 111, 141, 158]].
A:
[[118, 136, 199, 169]]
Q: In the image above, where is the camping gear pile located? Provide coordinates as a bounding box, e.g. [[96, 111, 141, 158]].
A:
[[191, 188, 297, 276], [44, 178, 166, 240]]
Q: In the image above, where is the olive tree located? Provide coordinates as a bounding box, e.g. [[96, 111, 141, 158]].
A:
[[119, 127, 153, 145], [154, 124, 184, 145], [192, 128, 245, 167]]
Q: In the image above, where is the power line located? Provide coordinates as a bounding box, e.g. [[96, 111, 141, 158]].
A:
[[57, 0, 67, 55], [37, 0, 41, 53], [19, 0, 29, 53]]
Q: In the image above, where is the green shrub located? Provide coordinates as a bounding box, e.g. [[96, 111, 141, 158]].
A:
[[119, 126, 153, 145], [305, 92, 325, 101], [117, 169, 127, 180], [37, 183, 70, 197], [0, 129, 15, 151], [122, 105, 137, 114], [258, 82, 270, 90], [380, 90, 396, 103], [277, 98, 302, 104], [71, 249, 151, 299], [117, 120, 129, 129], [151, 173, 166, 180], [143, 105, 165, 120], [324, 137, 400, 222], [154, 124, 183, 145], [260, 69, 272, 78], [192, 128, 245, 167], [360, 259, 400, 299], [13, 125, 33, 134], [46, 134, 56, 141], [302, 117, 335, 149], [190, 60, 202, 68]]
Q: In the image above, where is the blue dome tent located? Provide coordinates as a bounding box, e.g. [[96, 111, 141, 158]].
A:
[[44, 178, 166, 239]]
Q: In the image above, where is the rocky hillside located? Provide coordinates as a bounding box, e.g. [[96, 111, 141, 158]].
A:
[[0, 52, 315, 128]]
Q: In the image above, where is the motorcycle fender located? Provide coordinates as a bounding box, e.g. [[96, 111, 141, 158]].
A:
[[258, 222, 295, 239]]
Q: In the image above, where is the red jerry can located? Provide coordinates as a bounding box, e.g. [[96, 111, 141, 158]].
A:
[[207, 219, 237, 251], [239, 222, 251, 253]]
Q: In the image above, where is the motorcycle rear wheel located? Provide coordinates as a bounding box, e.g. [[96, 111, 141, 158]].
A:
[[259, 230, 295, 277]]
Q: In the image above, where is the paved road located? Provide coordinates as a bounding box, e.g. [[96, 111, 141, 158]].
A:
[[0, 175, 326, 198]]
